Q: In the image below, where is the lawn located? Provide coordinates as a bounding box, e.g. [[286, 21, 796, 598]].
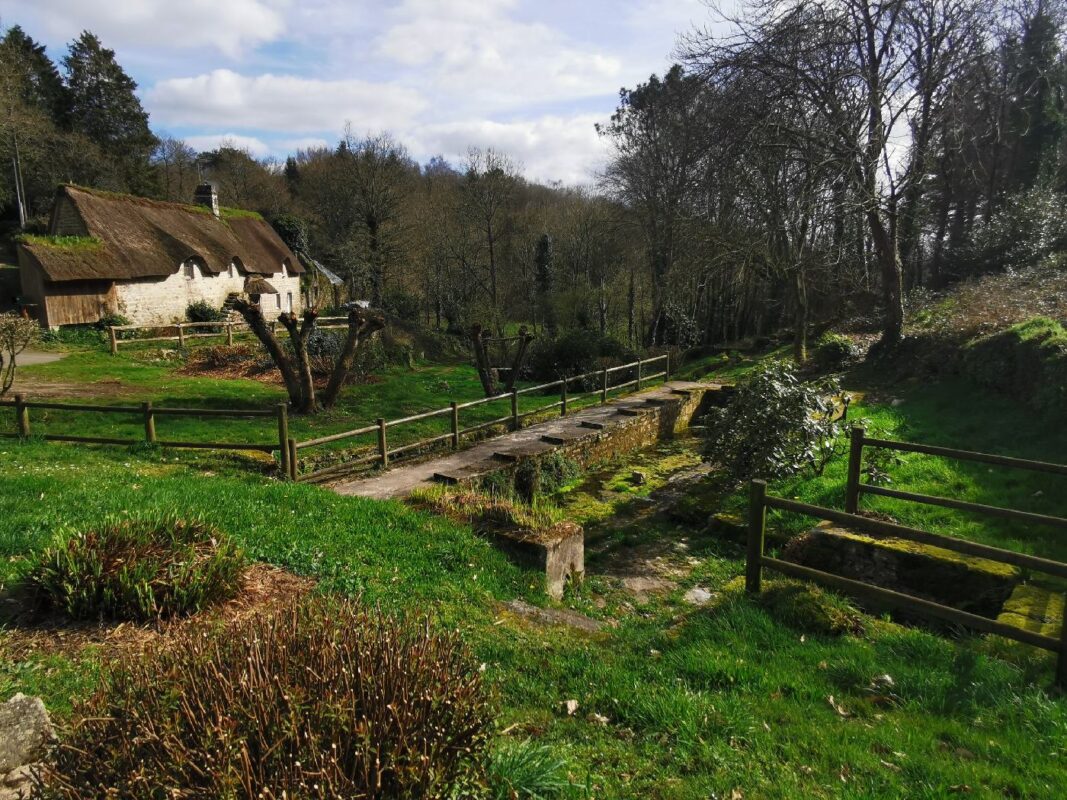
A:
[[7, 342, 673, 469], [1, 346, 1065, 798]]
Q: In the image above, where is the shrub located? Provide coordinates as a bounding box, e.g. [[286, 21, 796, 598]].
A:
[[515, 452, 583, 502], [526, 331, 636, 387], [294, 327, 390, 380], [24, 515, 246, 621], [41, 598, 492, 798], [703, 360, 845, 484], [93, 312, 130, 330], [185, 300, 228, 324], [0, 311, 40, 396], [962, 316, 1067, 419], [812, 332, 855, 371], [384, 287, 423, 322]]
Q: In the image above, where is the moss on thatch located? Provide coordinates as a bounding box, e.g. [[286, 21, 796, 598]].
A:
[[17, 234, 104, 251]]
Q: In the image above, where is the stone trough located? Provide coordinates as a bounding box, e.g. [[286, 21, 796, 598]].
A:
[[334, 380, 729, 598]]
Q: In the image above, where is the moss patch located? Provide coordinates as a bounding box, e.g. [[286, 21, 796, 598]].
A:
[[17, 234, 103, 251], [783, 526, 1021, 617]]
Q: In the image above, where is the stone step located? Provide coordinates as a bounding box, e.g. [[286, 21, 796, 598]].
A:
[[579, 420, 607, 430], [432, 460, 504, 485], [615, 406, 646, 417], [540, 427, 594, 446], [996, 583, 1065, 639]]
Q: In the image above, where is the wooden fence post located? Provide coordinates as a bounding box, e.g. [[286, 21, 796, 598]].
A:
[[845, 425, 866, 514], [665, 351, 671, 381], [143, 401, 156, 443], [636, 358, 643, 390], [746, 479, 767, 594], [226, 323, 233, 346], [288, 437, 298, 481], [177, 323, 185, 349], [560, 380, 568, 417], [14, 394, 29, 438], [601, 368, 608, 404], [108, 326, 118, 355], [450, 402, 460, 448], [276, 404, 290, 477], [377, 418, 388, 467], [511, 389, 519, 431]]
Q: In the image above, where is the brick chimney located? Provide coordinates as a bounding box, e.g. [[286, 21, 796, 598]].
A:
[[194, 183, 219, 218]]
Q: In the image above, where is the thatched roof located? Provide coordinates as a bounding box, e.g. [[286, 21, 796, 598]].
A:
[[19, 185, 303, 283], [244, 275, 278, 295]]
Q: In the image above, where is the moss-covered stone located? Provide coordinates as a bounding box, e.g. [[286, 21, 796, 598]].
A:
[[783, 525, 1020, 616], [996, 584, 1064, 638]]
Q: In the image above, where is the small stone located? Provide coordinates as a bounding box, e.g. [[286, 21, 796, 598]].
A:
[[0, 694, 55, 774], [588, 712, 610, 726], [631, 470, 647, 485], [563, 699, 579, 716], [683, 586, 714, 606]]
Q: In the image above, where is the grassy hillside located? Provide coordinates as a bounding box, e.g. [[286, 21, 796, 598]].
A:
[[2, 345, 1066, 797]]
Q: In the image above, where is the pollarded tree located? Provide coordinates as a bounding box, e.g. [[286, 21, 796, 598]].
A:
[[225, 297, 384, 414]]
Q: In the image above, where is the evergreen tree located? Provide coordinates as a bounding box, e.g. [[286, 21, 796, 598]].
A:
[[0, 25, 67, 122], [62, 31, 156, 190], [534, 233, 557, 336], [1006, 7, 1066, 192]]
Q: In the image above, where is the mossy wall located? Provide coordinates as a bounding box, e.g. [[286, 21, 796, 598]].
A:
[[962, 316, 1067, 419]]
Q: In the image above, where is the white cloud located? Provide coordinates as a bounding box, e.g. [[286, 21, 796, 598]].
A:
[[147, 70, 426, 133], [5, 0, 285, 59], [375, 0, 622, 113], [409, 114, 609, 185], [279, 137, 332, 152], [183, 133, 271, 157]]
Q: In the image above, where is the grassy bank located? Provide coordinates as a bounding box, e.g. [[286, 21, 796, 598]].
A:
[[1, 364, 1065, 796]]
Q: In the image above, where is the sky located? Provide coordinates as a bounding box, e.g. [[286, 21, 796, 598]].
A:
[[0, 0, 715, 185]]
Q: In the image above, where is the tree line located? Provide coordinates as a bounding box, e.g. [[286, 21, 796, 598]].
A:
[[4, 3, 1066, 359]]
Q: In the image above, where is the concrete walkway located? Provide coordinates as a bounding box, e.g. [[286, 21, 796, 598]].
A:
[[332, 380, 719, 500]]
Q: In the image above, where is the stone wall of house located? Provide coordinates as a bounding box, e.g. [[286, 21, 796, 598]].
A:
[[115, 265, 302, 325]]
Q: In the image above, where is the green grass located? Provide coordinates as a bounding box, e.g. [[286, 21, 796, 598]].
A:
[[1, 347, 1066, 797], [732, 380, 1067, 564], [9, 345, 691, 469], [16, 234, 103, 251]]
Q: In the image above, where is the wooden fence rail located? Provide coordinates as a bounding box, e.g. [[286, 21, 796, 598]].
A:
[[290, 353, 670, 483], [5, 353, 671, 484], [108, 317, 354, 354], [1, 394, 290, 465], [747, 430, 1067, 687]]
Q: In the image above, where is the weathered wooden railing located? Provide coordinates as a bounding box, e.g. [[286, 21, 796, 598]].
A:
[[4, 354, 671, 483], [289, 354, 670, 483], [1, 394, 291, 466], [747, 431, 1067, 687], [108, 317, 353, 353]]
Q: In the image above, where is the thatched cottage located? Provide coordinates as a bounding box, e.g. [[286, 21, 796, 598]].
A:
[[16, 184, 303, 328]]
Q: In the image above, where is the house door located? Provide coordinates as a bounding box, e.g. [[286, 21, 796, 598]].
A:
[[286, 292, 293, 312]]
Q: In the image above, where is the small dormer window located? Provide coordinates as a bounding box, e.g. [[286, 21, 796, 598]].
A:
[[282, 262, 289, 279], [184, 260, 198, 280], [228, 262, 235, 279]]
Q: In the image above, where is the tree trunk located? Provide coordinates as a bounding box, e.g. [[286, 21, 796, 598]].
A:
[[320, 308, 385, 410], [470, 324, 498, 397], [868, 209, 904, 345], [278, 311, 319, 413], [226, 296, 304, 408]]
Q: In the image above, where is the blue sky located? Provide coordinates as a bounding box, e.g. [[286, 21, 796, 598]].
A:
[[1, 0, 716, 184]]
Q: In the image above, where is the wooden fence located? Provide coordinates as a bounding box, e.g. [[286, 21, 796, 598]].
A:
[[746, 428, 1067, 687], [1, 354, 671, 483], [289, 354, 670, 483], [108, 317, 353, 354], [0, 394, 292, 466]]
